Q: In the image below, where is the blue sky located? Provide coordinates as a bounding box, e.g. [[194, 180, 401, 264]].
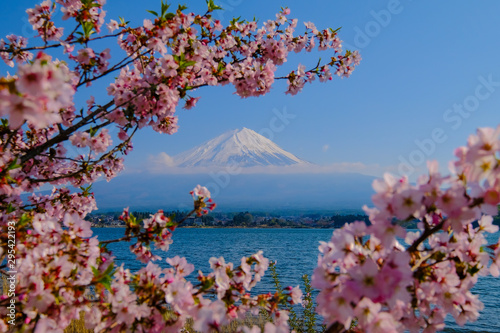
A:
[[2, 1, 500, 179]]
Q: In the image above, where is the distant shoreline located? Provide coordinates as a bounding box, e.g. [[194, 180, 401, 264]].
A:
[[91, 225, 334, 229]]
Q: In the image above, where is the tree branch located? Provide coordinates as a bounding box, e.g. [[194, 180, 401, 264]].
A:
[[407, 220, 446, 253], [100, 209, 196, 245], [325, 322, 346, 333], [20, 100, 114, 164], [28, 125, 138, 184]]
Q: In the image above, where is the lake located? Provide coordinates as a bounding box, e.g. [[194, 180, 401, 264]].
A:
[[93, 228, 500, 332]]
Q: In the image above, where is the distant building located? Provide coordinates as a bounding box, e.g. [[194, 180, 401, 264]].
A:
[[255, 217, 265, 225], [185, 217, 196, 226]]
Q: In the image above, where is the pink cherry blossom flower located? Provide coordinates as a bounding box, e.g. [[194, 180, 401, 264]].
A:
[[69, 131, 91, 148], [34, 317, 63, 333], [63, 213, 92, 238], [166, 256, 194, 277], [183, 96, 201, 110], [107, 19, 119, 32], [76, 48, 95, 65], [346, 258, 380, 300], [288, 285, 303, 305], [369, 312, 399, 333], [117, 129, 129, 141], [354, 297, 381, 327], [477, 215, 499, 233], [192, 185, 211, 199]]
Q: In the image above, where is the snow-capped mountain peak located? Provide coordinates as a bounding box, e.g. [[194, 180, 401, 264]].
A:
[[174, 128, 308, 167]]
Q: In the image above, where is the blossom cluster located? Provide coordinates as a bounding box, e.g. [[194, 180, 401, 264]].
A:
[[83, 250, 296, 333], [0, 184, 301, 332], [313, 127, 500, 333], [0, 193, 99, 332], [1, 0, 487, 332], [103, 6, 359, 137], [0, 35, 32, 67], [0, 0, 498, 329], [0, 52, 75, 129], [27, 0, 64, 42], [2, 0, 500, 331], [191, 184, 217, 216], [0, 0, 357, 219]]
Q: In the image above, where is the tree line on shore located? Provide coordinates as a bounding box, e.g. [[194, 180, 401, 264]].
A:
[[86, 210, 499, 229]]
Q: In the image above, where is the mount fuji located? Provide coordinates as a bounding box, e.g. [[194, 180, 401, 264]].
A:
[[174, 128, 308, 168], [91, 128, 375, 212]]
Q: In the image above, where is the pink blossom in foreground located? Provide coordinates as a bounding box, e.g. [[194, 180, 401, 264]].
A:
[[1, 52, 74, 129], [9, 1, 495, 332], [192, 185, 211, 199], [312, 127, 500, 332]]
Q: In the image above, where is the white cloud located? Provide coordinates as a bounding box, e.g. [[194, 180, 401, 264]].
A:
[[144, 152, 396, 178], [319, 162, 395, 177], [148, 152, 176, 172], [322, 144, 330, 152]]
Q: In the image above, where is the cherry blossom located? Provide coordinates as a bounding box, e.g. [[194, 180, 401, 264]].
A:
[[4, 0, 500, 332], [313, 128, 500, 332]]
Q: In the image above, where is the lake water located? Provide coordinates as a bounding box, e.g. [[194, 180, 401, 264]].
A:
[[93, 228, 500, 332]]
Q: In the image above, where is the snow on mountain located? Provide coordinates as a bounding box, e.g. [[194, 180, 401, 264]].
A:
[[174, 128, 309, 167]]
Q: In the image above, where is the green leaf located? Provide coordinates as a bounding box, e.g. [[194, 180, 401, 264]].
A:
[[217, 62, 225, 73], [6, 158, 21, 171], [146, 10, 159, 17], [82, 22, 95, 38], [230, 16, 241, 25], [206, 0, 222, 12], [100, 276, 112, 291], [79, 184, 93, 197], [91, 265, 116, 292], [18, 213, 31, 227], [88, 127, 98, 137], [329, 26, 342, 34], [161, 0, 170, 17], [468, 264, 481, 276], [6, 203, 15, 214], [179, 60, 196, 69], [103, 262, 115, 276]]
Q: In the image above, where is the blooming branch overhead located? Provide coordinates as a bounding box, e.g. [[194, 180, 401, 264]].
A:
[[0, 0, 359, 331], [1, 0, 499, 333]]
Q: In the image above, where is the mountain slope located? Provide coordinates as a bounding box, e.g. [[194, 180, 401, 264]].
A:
[[174, 128, 308, 167]]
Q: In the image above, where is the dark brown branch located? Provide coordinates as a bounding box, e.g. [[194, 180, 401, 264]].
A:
[[64, 23, 82, 42], [19, 100, 114, 164], [76, 50, 149, 88], [29, 126, 138, 184], [2, 128, 19, 149], [0, 32, 124, 53], [407, 220, 446, 253], [325, 322, 346, 333]]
